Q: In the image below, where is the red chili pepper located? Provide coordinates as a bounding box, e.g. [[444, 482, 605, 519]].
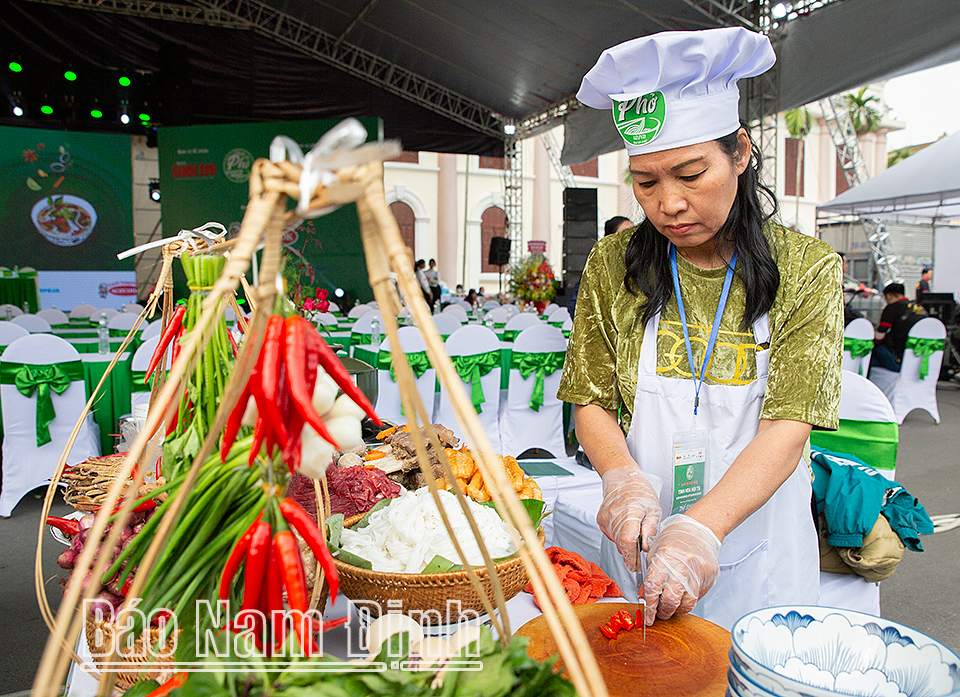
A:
[[259, 315, 290, 451], [274, 529, 317, 656], [637, 608, 644, 628], [221, 381, 251, 463], [227, 327, 239, 357], [219, 514, 262, 602], [249, 416, 267, 467], [241, 521, 272, 613], [310, 321, 381, 425], [144, 671, 187, 697], [264, 537, 286, 651], [600, 623, 618, 640], [144, 305, 186, 383], [607, 612, 623, 631], [309, 615, 348, 633], [97, 496, 157, 515], [46, 516, 80, 536], [617, 609, 635, 631], [284, 317, 340, 449], [164, 326, 185, 439], [278, 497, 339, 604]]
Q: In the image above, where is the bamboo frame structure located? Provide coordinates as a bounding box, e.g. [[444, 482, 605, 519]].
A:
[[30, 133, 608, 697]]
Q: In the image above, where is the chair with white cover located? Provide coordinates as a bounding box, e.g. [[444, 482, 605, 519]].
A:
[[315, 312, 339, 328], [431, 313, 462, 339], [842, 317, 874, 376], [0, 304, 24, 317], [130, 335, 171, 413], [481, 300, 501, 311], [435, 325, 503, 446], [69, 303, 97, 321], [455, 300, 474, 313], [502, 312, 540, 342], [870, 317, 946, 424], [485, 307, 510, 330], [140, 319, 163, 342], [327, 301, 340, 314], [12, 314, 52, 333], [36, 308, 69, 327], [122, 303, 145, 314], [93, 308, 120, 323], [349, 311, 384, 362], [501, 303, 520, 320], [374, 326, 436, 426], [348, 304, 374, 319], [0, 322, 29, 351], [499, 325, 567, 458], [442, 304, 469, 323], [561, 317, 573, 338], [0, 334, 100, 516], [813, 369, 900, 616], [108, 312, 142, 350], [547, 306, 571, 328], [543, 303, 560, 318]]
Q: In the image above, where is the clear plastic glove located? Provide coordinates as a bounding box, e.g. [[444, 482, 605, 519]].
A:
[[597, 466, 663, 571], [642, 514, 722, 626]]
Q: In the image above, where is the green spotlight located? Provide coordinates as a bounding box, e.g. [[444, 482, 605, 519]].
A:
[[64, 71, 77, 81], [91, 109, 103, 118], [40, 105, 53, 115], [9, 62, 22, 73], [118, 76, 131, 87], [139, 113, 150, 122]]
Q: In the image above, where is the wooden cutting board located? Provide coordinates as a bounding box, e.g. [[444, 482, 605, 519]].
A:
[[515, 603, 730, 697]]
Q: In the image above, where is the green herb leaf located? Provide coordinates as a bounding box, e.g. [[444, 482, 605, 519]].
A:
[[420, 555, 459, 573], [353, 497, 391, 529]]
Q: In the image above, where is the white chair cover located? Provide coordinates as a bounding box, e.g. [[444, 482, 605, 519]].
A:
[[224, 306, 237, 324], [431, 313, 462, 338], [140, 319, 163, 342], [327, 301, 340, 313], [0, 304, 24, 317], [93, 308, 120, 322], [36, 308, 69, 326], [0, 322, 30, 348], [374, 327, 436, 426], [366, 301, 380, 308], [562, 317, 573, 335], [130, 335, 171, 413], [442, 305, 469, 322], [499, 325, 567, 458], [548, 306, 571, 326], [108, 312, 141, 333], [350, 311, 383, 341], [69, 303, 97, 319], [502, 312, 540, 339], [888, 317, 945, 424], [435, 325, 502, 446], [543, 303, 561, 318], [0, 335, 100, 516], [315, 312, 338, 327], [485, 307, 510, 326], [481, 300, 501, 311], [348, 304, 374, 319], [501, 303, 520, 319], [122, 303, 145, 313], [842, 317, 874, 376], [11, 314, 52, 333], [455, 300, 474, 313]]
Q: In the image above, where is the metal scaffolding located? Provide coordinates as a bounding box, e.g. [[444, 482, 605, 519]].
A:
[[540, 131, 576, 189], [502, 134, 524, 266]]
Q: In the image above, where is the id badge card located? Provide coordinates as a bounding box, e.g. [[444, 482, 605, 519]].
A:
[[670, 430, 709, 516]]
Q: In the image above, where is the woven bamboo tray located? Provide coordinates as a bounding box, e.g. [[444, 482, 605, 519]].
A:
[[333, 527, 544, 624], [84, 618, 177, 690]]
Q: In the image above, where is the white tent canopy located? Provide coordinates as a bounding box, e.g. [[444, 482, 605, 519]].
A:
[[818, 129, 960, 221]]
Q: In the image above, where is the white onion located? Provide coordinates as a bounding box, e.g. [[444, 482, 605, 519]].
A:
[[298, 427, 335, 479], [323, 416, 363, 450], [312, 371, 338, 417], [325, 393, 365, 421], [366, 613, 423, 657], [240, 395, 258, 428]]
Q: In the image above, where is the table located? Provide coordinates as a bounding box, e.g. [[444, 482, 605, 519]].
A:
[[0, 276, 39, 313], [81, 353, 133, 454]]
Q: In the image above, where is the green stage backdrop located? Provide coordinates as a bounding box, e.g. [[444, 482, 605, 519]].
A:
[[0, 126, 133, 270], [158, 118, 383, 304]]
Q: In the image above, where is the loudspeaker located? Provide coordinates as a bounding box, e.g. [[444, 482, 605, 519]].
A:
[[488, 236, 511, 266], [563, 188, 598, 222], [563, 220, 599, 282]]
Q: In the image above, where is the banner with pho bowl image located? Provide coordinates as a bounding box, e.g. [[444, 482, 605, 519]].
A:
[[0, 125, 134, 272]]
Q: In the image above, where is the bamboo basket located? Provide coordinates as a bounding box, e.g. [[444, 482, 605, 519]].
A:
[[83, 620, 177, 690]]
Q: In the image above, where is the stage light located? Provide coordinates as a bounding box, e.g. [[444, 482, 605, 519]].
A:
[[118, 76, 131, 87], [771, 3, 787, 18], [503, 123, 516, 135], [40, 105, 53, 115], [9, 62, 22, 73], [13, 106, 23, 117], [139, 113, 150, 122], [121, 113, 130, 124], [91, 109, 103, 118], [148, 179, 161, 202], [64, 71, 77, 81], [334, 288, 345, 298]]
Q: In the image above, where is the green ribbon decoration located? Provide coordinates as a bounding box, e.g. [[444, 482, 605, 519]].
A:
[[502, 329, 521, 342], [351, 331, 373, 347], [130, 369, 158, 393], [494, 322, 506, 329], [843, 337, 874, 374], [376, 350, 432, 381], [450, 350, 501, 412], [905, 336, 945, 379], [810, 419, 898, 472], [0, 360, 83, 446], [548, 320, 565, 328], [511, 350, 566, 411]]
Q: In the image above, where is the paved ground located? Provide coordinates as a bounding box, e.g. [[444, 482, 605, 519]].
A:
[[1, 385, 958, 694]]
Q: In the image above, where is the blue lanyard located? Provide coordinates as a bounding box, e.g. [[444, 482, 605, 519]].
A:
[[669, 244, 738, 416]]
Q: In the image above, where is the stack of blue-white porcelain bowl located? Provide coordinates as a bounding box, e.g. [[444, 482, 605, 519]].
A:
[[727, 606, 960, 697]]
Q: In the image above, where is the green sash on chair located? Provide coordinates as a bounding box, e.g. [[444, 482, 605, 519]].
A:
[[350, 331, 373, 348], [0, 360, 84, 446], [809, 419, 898, 472], [502, 329, 521, 342], [511, 350, 567, 411], [376, 350, 432, 382], [130, 369, 158, 393], [450, 351, 500, 412], [905, 336, 945, 379], [843, 337, 874, 375]]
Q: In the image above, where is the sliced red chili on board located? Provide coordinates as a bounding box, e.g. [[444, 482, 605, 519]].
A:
[[599, 623, 618, 640]]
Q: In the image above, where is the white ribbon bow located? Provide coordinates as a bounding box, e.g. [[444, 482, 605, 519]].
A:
[[116, 222, 228, 260]]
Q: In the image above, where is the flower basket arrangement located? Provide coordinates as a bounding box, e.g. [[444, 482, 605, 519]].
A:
[[508, 254, 556, 313]]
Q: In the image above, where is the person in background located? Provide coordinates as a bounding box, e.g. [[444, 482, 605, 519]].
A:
[[425, 259, 441, 312], [567, 216, 635, 315], [415, 259, 432, 307], [465, 288, 479, 308], [454, 284, 465, 297], [870, 282, 927, 373], [916, 267, 932, 301], [478, 286, 487, 302]]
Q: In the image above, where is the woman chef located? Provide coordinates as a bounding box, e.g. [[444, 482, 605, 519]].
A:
[[558, 27, 843, 631]]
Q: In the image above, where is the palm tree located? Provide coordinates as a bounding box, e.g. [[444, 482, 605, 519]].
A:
[[784, 107, 812, 224], [887, 147, 913, 168], [843, 87, 882, 135]]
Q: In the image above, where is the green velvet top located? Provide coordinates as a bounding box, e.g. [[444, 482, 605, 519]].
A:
[[558, 223, 843, 436]]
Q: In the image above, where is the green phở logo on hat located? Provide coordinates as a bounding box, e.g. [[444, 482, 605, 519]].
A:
[[613, 91, 665, 147]]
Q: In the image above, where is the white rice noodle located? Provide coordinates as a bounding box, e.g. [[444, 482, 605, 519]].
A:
[[339, 488, 517, 573]]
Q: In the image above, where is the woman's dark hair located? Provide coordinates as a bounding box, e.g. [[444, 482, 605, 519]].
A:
[[623, 124, 780, 330], [604, 216, 632, 237]]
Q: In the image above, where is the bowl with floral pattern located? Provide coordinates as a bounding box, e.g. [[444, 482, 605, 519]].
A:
[[731, 606, 960, 697]]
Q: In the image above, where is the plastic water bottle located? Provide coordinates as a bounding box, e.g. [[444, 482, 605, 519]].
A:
[[4, 307, 11, 320], [97, 315, 110, 354], [22, 301, 29, 314], [371, 318, 381, 348]]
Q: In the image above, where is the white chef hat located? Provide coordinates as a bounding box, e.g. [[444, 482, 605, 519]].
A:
[[577, 27, 775, 155]]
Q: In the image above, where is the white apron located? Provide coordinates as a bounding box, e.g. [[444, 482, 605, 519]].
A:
[[600, 311, 819, 631]]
